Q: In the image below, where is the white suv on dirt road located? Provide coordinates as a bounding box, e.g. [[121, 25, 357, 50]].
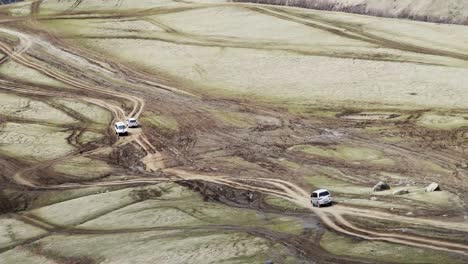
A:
[[127, 118, 139, 128], [114, 121, 128, 136], [311, 189, 332, 208]]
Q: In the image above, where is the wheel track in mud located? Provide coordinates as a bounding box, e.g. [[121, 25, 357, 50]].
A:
[[0, 16, 467, 259], [0, 83, 154, 187], [0, 26, 163, 183], [32, 2, 468, 64], [166, 171, 468, 255], [247, 5, 468, 63], [9, 164, 468, 256], [0, 28, 145, 120], [22, 2, 466, 67], [0, 26, 167, 188]]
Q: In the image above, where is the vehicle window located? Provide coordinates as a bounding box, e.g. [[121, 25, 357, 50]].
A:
[[118, 125, 126, 129], [319, 191, 330, 197], [311, 193, 318, 198]]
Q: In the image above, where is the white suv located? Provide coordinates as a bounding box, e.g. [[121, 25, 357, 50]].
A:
[[114, 121, 128, 136], [127, 118, 139, 128], [311, 189, 332, 208]]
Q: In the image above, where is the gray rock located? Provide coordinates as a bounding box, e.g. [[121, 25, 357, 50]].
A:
[[393, 189, 409, 195], [370, 197, 378, 201], [373, 181, 390, 192], [425, 182, 440, 192]]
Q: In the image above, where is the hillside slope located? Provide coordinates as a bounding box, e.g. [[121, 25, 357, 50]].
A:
[[236, 0, 468, 24]]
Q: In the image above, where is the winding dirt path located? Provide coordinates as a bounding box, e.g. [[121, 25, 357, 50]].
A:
[[0, 6, 466, 259]]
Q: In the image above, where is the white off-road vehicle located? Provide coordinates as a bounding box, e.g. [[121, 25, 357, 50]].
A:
[[311, 189, 332, 208], [127, 118, 139, 128], [114, 121, 128, 136]]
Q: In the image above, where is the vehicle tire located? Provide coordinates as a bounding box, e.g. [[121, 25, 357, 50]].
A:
[[312, 202, 316, 207]]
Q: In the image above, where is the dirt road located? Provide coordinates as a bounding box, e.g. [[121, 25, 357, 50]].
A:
[[0, 1, 467, 263]]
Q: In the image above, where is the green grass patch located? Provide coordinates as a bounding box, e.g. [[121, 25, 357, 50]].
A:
[[381, 136, 403, 143], [276, 158, 301, 169], [305, 175, 370, 195], [78, 131, 105, 145], [292, 145, 393, 165], [75, 184, 305, 235], [207, 109, 254, 127], [141, 114, 179, 132], [0, 60, 67, 88], [287, 105, 339, 118], [52, 157, 112, 180], [28, 186, 119, 209], [419, 160, 451, 174], [320, 231, 465, 264], [363, 126, 392, 132], [305, 174, 463, 209], [405, 189, 464, 208], [264, 195, 301, 210], [417, 113, 468, 130], [0, 122, 75, 162]]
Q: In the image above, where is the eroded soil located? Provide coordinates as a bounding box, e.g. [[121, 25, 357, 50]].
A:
[[0, 0, 467, 263]]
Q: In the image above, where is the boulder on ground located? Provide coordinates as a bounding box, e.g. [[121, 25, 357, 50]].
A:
[[393, 189, 409, 195], [373, 181, 390, 192], [425, 182, 440, 192]]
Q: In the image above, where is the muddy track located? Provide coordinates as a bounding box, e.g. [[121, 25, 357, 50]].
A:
[[14, 154, 468, 257], [30, 0, 43, 17], [0, 3, 467, 262], [37, 4, 215, 21], [0, 28, 145, 120], [4, 212, 357, 264], [65, 26, 454, 67], [248, 6, 468, 64], [27, 3, 468, 66], [8, 165, 468, 257]]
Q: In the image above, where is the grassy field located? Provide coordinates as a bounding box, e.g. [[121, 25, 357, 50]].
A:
[[2, 184, 308, 263], [320, 231, 466, 264], [40, 3, 468, 110], [0, 0, 467, 263]]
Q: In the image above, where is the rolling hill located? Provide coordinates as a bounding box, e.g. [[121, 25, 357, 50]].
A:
[[236, 0, 468, 24]]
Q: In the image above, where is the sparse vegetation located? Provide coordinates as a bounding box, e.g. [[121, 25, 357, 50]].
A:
[[292, 144, 393, 165], [141, 114, 179, 132], [320, 231, 466, 264], [0, 0, 467, 263]]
